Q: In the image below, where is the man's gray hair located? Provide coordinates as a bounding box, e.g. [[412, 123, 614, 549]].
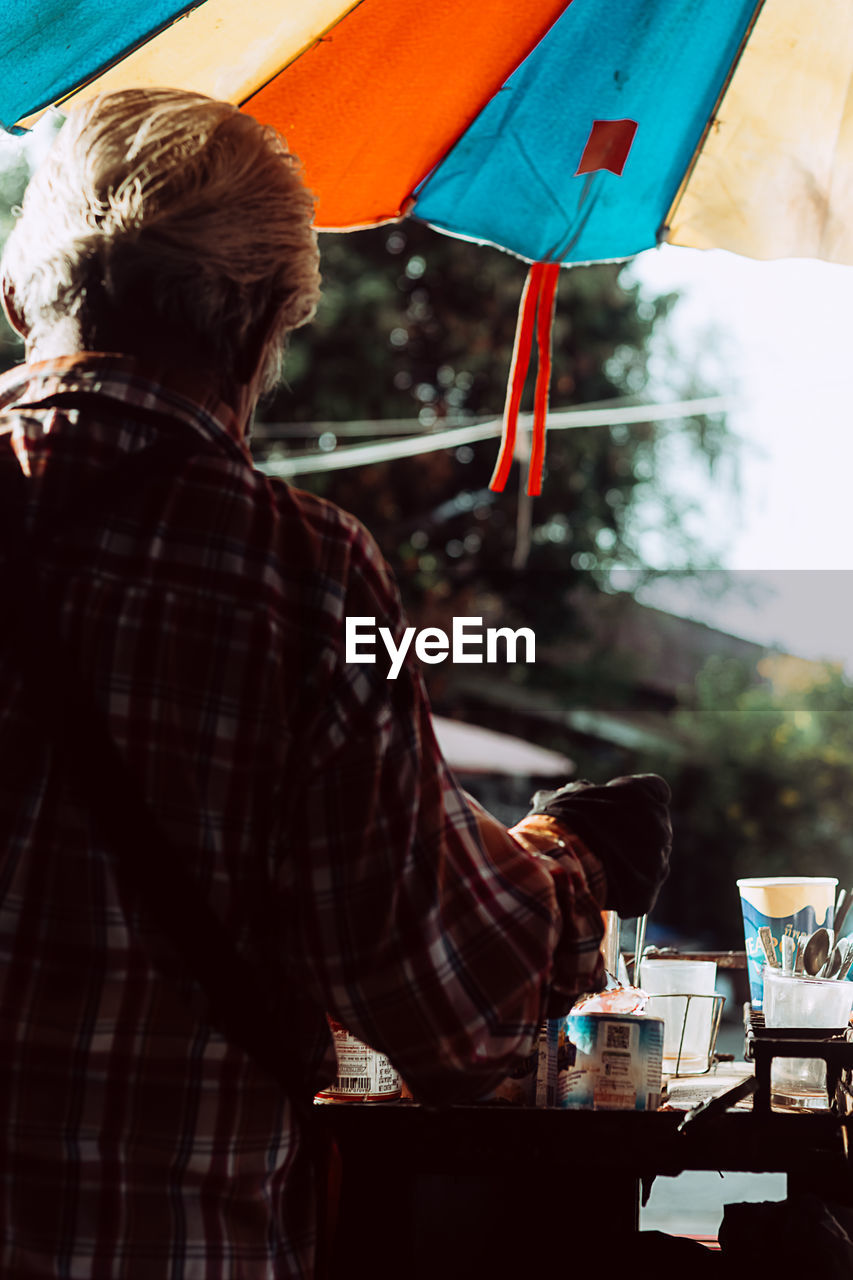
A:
[[2, 88, 321, 390]]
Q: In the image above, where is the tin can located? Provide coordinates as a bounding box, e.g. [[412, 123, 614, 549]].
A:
[[535, 1019, 560, 1107], [314, 1020, 402, 1104], [559, 1012, 664, 1111]]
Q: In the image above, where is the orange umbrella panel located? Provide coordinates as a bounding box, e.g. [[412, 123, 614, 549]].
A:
[[244, 0, 571, 230]]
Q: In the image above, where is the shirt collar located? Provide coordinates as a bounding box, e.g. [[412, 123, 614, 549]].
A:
[[0, 353, 253, 464]]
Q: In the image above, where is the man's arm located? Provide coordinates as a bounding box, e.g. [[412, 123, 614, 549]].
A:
[[283, 508, 608, 1103]]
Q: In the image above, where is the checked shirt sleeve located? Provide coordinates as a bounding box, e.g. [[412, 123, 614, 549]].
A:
[[504, 813, 607, 1015], [285, 504, 606, 1105]]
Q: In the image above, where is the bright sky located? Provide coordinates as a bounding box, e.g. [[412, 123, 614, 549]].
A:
[[624, 244, 853, 667]]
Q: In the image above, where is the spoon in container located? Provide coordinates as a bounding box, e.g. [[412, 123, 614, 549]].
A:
[[794, 936, 805, 975], [803, 927, 832, 976], [837, 941, 853, 981], [820, 943, 844, 979]]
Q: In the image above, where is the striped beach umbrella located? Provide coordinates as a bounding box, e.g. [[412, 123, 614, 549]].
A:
[[2, 0, 850, 490]]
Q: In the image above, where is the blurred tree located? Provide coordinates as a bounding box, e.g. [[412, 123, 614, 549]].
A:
[[254, 221, 731, 673], [0, 146, 27, 370], [651, 656, 853, 946], [0, 141, 736, 779], [0, 146, 730, 641]]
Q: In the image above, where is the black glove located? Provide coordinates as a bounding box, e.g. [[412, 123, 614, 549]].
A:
[[529, 773, 672, 918]]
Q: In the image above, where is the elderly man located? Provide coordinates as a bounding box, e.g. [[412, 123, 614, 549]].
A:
[[0, 89, 670, 1277]]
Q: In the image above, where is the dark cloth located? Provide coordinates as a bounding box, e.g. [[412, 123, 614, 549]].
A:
[[530, 773, 672, 917]]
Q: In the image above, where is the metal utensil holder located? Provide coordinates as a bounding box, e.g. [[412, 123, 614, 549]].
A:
[[649, 991, 726, 1077], [751, 1025, 853, 1113]]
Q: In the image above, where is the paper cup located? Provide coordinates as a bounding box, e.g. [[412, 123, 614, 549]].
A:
[[738, 877, 836, 1009]]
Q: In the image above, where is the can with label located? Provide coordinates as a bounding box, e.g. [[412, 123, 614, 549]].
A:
[[535, 1018, 560, 1107], [314, 1020, 402, 1104], [559, 1012, 664, 1111]]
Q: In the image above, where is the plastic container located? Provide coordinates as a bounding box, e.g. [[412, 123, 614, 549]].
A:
[[763, 969, 853, 1108], [641, 958, 718, 1075]]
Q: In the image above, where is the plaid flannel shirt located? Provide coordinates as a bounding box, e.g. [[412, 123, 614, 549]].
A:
[[0, 354, 606, 1278]]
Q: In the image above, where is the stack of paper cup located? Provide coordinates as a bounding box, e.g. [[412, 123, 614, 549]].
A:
[[737, 877, 836, 1010]]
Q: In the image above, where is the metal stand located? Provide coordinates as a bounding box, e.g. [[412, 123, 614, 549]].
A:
[[751, 1025, 853, 1116]]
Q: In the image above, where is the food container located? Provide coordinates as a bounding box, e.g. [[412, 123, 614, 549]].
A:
[[314, 1020, 402, 1104], [559, 1011, 664, 1110]]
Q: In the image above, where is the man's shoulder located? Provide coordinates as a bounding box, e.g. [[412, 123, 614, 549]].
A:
[[271, 482, 389, 575], [265, 481, 401, 630], [275, 482, 363, 537]]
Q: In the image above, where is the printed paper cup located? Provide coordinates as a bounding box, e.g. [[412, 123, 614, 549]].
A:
[[737, 876, 836, 1009]]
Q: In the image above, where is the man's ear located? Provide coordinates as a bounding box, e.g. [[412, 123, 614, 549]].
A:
[[2, 279, 29, 339]]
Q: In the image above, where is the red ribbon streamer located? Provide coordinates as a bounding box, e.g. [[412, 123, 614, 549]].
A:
[[489, 260, 560, 495], [488, 262, 543, 493], [528, 261, 560, 496]]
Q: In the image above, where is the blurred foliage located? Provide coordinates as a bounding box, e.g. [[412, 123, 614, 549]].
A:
[[641, 656, 853, 946], [0, 149, 27, 367], [255, 220, 731, 662]]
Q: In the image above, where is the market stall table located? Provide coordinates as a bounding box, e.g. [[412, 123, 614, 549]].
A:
[[318, 1058, 853, 1278]]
